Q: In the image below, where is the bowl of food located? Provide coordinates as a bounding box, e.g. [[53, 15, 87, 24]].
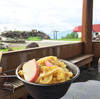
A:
[[16, 56, 80, 99]]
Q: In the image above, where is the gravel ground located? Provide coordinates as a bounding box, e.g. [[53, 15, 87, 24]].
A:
[[8, 40, 80, 48], [26, 40, 80, 47]]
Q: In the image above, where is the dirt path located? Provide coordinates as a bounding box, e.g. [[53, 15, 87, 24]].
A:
[[8, 40, 80, 48]]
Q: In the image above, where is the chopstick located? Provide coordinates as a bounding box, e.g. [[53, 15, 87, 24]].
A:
[[0, 69, 16, 74], [0, 69, 16, 77], [0, 75, 17, 77]]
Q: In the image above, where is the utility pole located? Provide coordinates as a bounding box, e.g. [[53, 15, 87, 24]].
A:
[[53, 31, 55, 39], [52, 30, 59, 39]]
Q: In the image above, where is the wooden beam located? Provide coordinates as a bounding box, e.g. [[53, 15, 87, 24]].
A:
[[82, 0, 93, 54]]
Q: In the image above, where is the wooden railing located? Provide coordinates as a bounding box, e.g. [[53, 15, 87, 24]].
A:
[[92, 42, 100, 65], [0, 42, 83, 71]]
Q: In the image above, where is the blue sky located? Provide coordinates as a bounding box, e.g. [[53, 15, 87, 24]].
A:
[[0, 0, 99, 34]]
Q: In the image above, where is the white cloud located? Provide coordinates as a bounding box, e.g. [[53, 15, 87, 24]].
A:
[[93, 0, 100, 24], [0, 0, 91, 34]]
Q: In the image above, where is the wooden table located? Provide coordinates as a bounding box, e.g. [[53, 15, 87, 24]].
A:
[[0, 79, 29, 99]]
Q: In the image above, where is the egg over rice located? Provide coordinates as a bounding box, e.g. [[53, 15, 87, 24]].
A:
[[19, 56, 73, 84]]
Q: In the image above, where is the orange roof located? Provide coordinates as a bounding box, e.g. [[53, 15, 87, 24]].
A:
[[73, 24, 100, 32]]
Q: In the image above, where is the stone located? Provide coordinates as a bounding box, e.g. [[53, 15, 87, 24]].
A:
[[26, 42, 39, 49], [0, 43, 9, 49], [8, 48, 13, 51]]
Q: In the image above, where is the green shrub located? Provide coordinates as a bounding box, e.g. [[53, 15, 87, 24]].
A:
[[61, 32, 78, 39]]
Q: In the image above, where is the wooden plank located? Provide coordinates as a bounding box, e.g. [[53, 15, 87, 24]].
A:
[[92, 42, 100, 65], [68, 54, 93, 68], [0, 96, 10, 99], [75, 57, 93, 67], [68, 54, 94, 64], [0, 89, 11, 99], [92, 42, 100, 58], [82, 0, 93, 54], [60, 43, 83, 59], [9, 86, 28, 99], [71, 43, 84, 57]]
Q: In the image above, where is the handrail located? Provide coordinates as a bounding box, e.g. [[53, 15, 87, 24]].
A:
[[1, 42, 83, 72], [3, 42, 83, 55]]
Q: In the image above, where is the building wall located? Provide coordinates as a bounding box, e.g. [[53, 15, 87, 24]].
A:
[[77, 32, 100, 38], [77, 32, 81, 38]]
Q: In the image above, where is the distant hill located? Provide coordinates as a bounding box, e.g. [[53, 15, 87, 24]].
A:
[[48, 30, 73, 39]]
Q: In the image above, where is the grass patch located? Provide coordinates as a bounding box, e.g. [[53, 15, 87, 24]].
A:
[[26, 36, 42, 41], [0, 46, 26, 52], [0, 48, 10, 52], [12, 46, 26, 51], [60, 38, 81, 41], [51, 38, 81, 41]]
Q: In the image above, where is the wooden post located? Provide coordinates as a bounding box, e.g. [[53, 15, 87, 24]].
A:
[[82, 0, 93, 54]]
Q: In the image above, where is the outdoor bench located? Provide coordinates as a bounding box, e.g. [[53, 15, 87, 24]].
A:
[[67, 54, 94, 69]]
